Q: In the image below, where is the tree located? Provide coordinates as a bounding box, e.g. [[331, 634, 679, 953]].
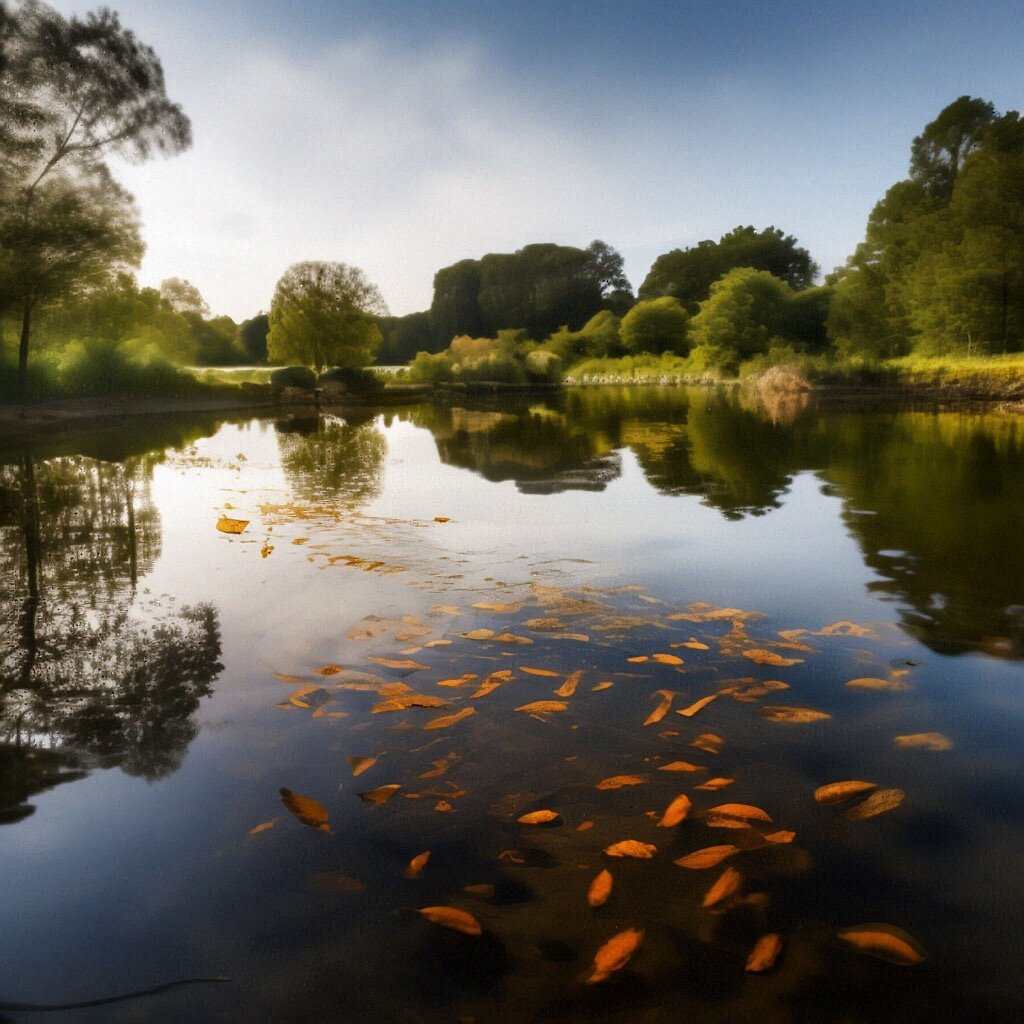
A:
[[267, 261, 388, 371], [159, 276, 209, 316], [586, 239, 633, 312], [910, 95, 996, 199], [690, 267, 792, 359], [238, 312, 270, 363], [0, 1, 191, 394], [619, 297, 689, 354]]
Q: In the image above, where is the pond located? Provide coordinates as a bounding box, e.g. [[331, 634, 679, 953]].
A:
[[1, 387, 1023, 1022]]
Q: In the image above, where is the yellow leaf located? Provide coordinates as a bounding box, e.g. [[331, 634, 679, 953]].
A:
[[603, 840, 656, 859], [462, 629, 496, 641], [837, 923, 926, 965], [517, 809, 561, 825], [248, 818, 277, 836], [372, 694, 449, 714], [472, 602, 522, 613], [626, 655, 650, 664], [596, 774, 647, 790], [893, 732, 953, 751], [644, 689, 674, 726], [759, 705, 831, 723], [314, 664, 344, 676], [216, 516, 249, 534], [695, 777, 735, 791], [494, 633, 533, 645], [652, 653, 684, 665], [706, 803, 773, 829], [691, 733, 723, 753], [763, 830, 796, 844], [846, 788, 905, 820], [816, 620, 876, 638], [577, 820, 595, 832], [743, 648, 804, 667], [514, 700, 568, 714], [554, 670, 583, 698], [552, 632, 590, 642], [436, 673, 478, 688], [814, 780, 877, 805], [288, 684, 321, 708], [586, 927, 643, 984], [745, 933, 783, 972], [702, 866, 743, 908], [359, 784, 401, 804], [846, 676, 909, 692], [658, 793, 692, 827], [347, 755, 379, 777], [592, 681, 614, 692], [659, 760, 705, 773], [520, 666, 561, 677], [674, 844, 740, 869], [587, 869, 613, 908], [368, 656, 429, 670], [433, 516, 450, 523], [279, 788, 330, 832], [417, 906, 482, 936], [677, 694, 718, 718], [680, 639, 710, 650], [403, 851, 431, 879], [424, 706, 476, 730]]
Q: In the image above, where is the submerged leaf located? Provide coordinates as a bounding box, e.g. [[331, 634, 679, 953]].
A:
[[520, 666, 561, 678], [846, 676, 909, 692], [745, 933, 783, 972], [644, 689, 675, 726], [359, 784, 401, 804], [424, 707, 477, 730], [763, 830, 796, 844], [695, 777, 735, 791], [603, 840, 657, 859], [517, 809, 561, 825], [587, 869, 614, 908], [403, 851, 431, 879], [702, 866, 743, 908], [677, 694, 718, 718], [658, 793, 692, 827], [837, 923, 926, 965], [759, 705, 831, 724], [417, 906, 482, 936], [368, 656, 429, 671], [674, 844, 740, 869], [554, 670, 583, 698], [216, 516, 249, 534], [846, 788, 905, 820], [372, 693, 449, 714], [652, 653, 684, 666], [280, 788, 330, 832], [515, 700, 568, 714], [248, 818, 277, 836], [347, 755, 379, 777], [596, 774, 647, 790], [587, 927, 643, 983], [436, 673, 478, 688], [814, 780, 877, 805], [658, 760, 706, 773], [893, 732, 953, 751], [743, 648, 804, 667]]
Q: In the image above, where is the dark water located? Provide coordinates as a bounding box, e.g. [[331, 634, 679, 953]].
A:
[[1, 388, 1023, 1022]]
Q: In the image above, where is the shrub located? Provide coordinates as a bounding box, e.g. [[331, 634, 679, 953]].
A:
[[269, 365, 317, 389]]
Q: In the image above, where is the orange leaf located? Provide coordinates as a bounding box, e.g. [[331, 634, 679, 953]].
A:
[[368, 656, 429, 670], [603, 840, 656, 859], [702, 866, 743, 908], [436, 673, 478, 688], [837, 923, 926, 965], [347, 755, 379, 777], [743, 648, 803, 667], [695, 777, 734, 791], [423, 707, 476, 730], [586, 927, 644, 983], [677, 694, 718, 718], [674, 844, 740, 869], [372, 693, 449, 714], [643, 689, 674, 726], [745, 933, 783, 972], [658, 760, 706, 773], [314, 664, 344, 676], [216, 516, 249, 534], [554, 670, 583, 698], [657, 793, 692, 828], [517, 809, 561, 825], [814, 780, 877, 805], [763, 830, 796, 844], [846, 676, 909, 692], [845, 788, 905, 820], [893, 732, 952, 751], [596, 774, 647, 790], [652, 653, 684, 665], [520, 666, 561, 678], [592, 681, 614, 692], [417, 906, 482, 936], [759, 705, 831, 723], [358, 784, 401, 804], [587, 869, 614, 908], [403, 851, 431, 879], [279, 788, 330, 832], [514, 700, 568, 714]]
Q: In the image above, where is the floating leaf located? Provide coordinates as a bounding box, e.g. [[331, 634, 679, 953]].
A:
[[626, 655, 650, 664], [515, 700, 568, 714], [554, 670, 583, 698], [423, 639, 452, 648], [216, 516, 249, 534], [419, 753, 458, 779], [462, 629, 496, 641], [837, 923, 926, 965], [846, 676, 908, 692], [659, 760, 705, 773], [347, 755, 379, 777], [814, 780, 877, 805], [658, 793, 692, 827], [644, 689, 674, 726], [274, 672, 309, 685], [680, 639, 710, 651], [372, 693, 449, 714], [576, 820, 595, 832], [433, 516, 450, 523], [706, 803, 772, 829], [846, 788, 905, 820], [552, 632, 590, 642], [434, 800, 453, 812], [368, 656, 429, 671], [719, 677, 790, 701], [674, 844, 740, 869], [746, 933, 783, 972], [603, 840, 656, 859], [743, 649, 804, 667], [436, 673, 478, 688], [587, 927, 643, 984], [473, 601, 522, 613], [359, 784, 401, 805], [592, 681, 614, 692], [260, 541, 274, 558], [588, 869, 614, 908], [517, 809, 561, 825], [893, 732, 953, 751], [464, 884, 495, 898], [403, 851, 431, 879], [759, 705, 831, 724], [417, 906, 482, 936], [279, 788, 330, 832], [289, 684, 326, 709], [695, 777, 735, 791], [817, 620, 876, 638], [520, 666, 561, 678], [424, 707, 476, 730], [691, 733, 723, 753], [702, 866, 743, 908], [432, 604, 460, 615], [248, 818, 277, 836], [763, 830, 796, 844], [652, 653, 684, 666], [314, 664, 344, 676], [678, 694, 718, 718], [668, 605, 759, 623], [596, 774, 647, 790], [495, 632, 533, 645]]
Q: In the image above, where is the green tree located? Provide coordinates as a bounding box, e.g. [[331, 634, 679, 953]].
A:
[[237, 312, 269, 363], [690, 267, 792, 359], [586, 239, 633, 312], [267, 261, 388, 371], [159, 276, 209, 316], [910, 95, 996, 199], [619, 297, 689, 355]]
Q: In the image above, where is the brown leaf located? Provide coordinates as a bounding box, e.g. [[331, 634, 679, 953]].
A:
[[677, 694, 718, 718], [674, 844, 740, 869], [577, 820, 595, 832], [814, 780, 877, 805], [517, 809, 561, 825], [248, 818, 277, 836], [695, 777, 735, 791], [745, 933, 783, 972], [691, 733, 723, 753], [626, 655, 650, 664], [603, 840, 657, 859], [368, 656, 429, 671], [763, 830, 796, 844], [279, 788, 330, 832], [846, 676, 909, 692], [520, 666, 561, 677], [423, 707, 477, 730], [436, 673, 478, 688], [644, 689, 674, 726], [514, 700, 568, 714], [759, 705, 831, 724], [659, 760, 705, 773], [314, 664, 344, 676], [743, 648, 804, 667], [372, 693, 449, 714], [434, 800, 453, 812], [586, 927, 644, 983], [658, 793, 692, 827], [846, 788, 905, 820], [359, 784, 401, 804], [893, 732, 953, 751], [462, 629, 496, 641], [596, 774, 647, 790], [347, 755, 379, 777], [837, 923, 926, 965], [433, 516, 450, 523], [417, 906, 482, 936], [554, 670, 583, 698], [473, 602, 522, 613], [403, 851, 431, 879], [592, 681, 614, 692], [652, 653, 684, 665], [702, 866, 743, 909], [463, 884, 495, 898], [706, 803, 773, 829], [816, 620, 876, 638], [216, 516, 249, 534], [587, 869, 614, 908]]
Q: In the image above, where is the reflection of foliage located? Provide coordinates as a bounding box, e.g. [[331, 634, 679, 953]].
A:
[[276, 416, 387, 505]]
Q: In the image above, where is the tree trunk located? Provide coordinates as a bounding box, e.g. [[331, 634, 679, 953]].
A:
[[19, 455, 41, 689], [17, 297, 33, 399]]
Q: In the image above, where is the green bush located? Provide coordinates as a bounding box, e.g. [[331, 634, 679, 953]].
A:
[[318, 365, 385, 394], [269, 365, 317, 389], [52, 339, 200, 396]]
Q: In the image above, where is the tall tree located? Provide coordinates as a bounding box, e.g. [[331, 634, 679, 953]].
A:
[[159, 276, 208, 316]]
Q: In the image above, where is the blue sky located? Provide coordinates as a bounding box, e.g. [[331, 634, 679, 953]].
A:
[[49, 1, 1024, 319]]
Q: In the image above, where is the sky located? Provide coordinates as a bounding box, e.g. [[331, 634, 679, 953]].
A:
[[47, 0, 1024, 320]]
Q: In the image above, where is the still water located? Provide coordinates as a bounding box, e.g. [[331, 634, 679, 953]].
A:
[[1, 387, 1023, 1022]]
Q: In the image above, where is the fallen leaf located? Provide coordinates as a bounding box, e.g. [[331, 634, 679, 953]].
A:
[[576, 820, 595, 832], [552, 632, 590, 642], [424, 639, 452, 648], [586, 927, 644, 983], [434, 800, 453, 812], [517, 809, 561, 825], [433, 516, 450, 523], [515, 700, 568, 714], [893, 732, 953, 751], [419, 753, 458, 779], [248, 819, 277, 836], [677, 694, 718, 718], [596, 774, 647, 790], [494, 633, 533, 645], [674, 845, 740, 869], [309, 871, 365, 894], [260, 541, 274, 558], [417, 906, 482, 936], [436, 673, 478, 688], [846, 676, 909, 692], [368, 656, 429, 671], [273, 672, 309, 685], [423, 706, 476, 730], [743, 648, 804, 667], [659, 760, 706, 773], [347, 755, 379, 777], [695, 777, 735, 791], [626, 655, 650, 664], [372, 693, 449, 714], [691, 733, 724, 753], [279, 788, 330, 832], [759, 705, 831, 724], [814, 780, 877, 805], [554, 670, 583, 698], [588, 869, 614, 908], [652, 653, 684, 665], [359, 784, 401, 804], [463, 629, 496, 641], [702, 866, 743, 908], [289, 684, 326, 709], [658, 793, 692, 827], [464, 884, 495, 898], [403, 851, 431, 879], [432, 604, 460, 615], [746, 933, 783, 972], [216, 516, 249, 534], [706, 803, 773, 828], [314, 664, 344, 676], [668, 606, 760, 623], [763, 830, 796, 844], [592, 681, 614, 692], [603, 840, 657, 859], [680, 639, 710, 650], [520, 666, 561, 678], [846, 788, 905, 820], [837, 923, 926, 965], [816, 620, 876, 638], [644, 689, 674, 726], [473, 602, 522, 613]]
